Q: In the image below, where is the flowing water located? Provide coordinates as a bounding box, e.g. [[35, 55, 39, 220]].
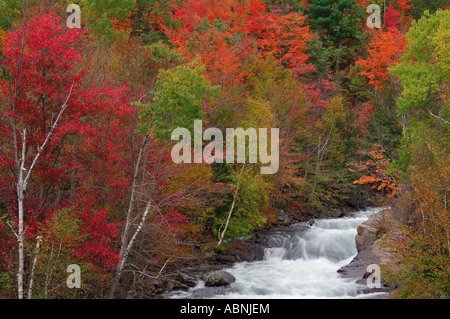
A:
[[168, 207, 388, 299]]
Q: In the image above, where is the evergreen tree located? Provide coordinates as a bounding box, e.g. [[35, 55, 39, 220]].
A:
[[307, 0, 364, 72]]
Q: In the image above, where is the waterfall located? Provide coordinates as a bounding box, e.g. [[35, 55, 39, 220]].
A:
[[168, 207, 388, 299]]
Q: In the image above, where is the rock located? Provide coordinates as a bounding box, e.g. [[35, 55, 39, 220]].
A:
[[204, 270, 236, 287], [355, 208, 392, 252], [226, 241, 265, 262], [176, 272, 198, 287], [356, 223, 377, 252], [215, 255, 236, 263], [338, 208, 403, 297], [275, 210, 291, 226]]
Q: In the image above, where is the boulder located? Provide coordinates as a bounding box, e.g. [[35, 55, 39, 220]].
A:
[[176, 272, 198, 287], [356, 223, 377, 252], [355, 208, 392, 252], [275, 210, 291, 226], [204, 270, 236, 287], [339, 208, 403, 296]]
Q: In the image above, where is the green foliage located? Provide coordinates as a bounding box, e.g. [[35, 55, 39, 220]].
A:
[[409, 0, 450, 19], [322, 96, 353, 168], [0, 0, 20, 30], [24, 209, 112, 299], [132, 0, 177, 44], [0, 0, 20, 58], [306, 35, 334, 75], [137, 61, 218, 139], [307, 0, 364, 71], [366, 103, 403, 155], [347, 64, 372, 100], [390, 9, 450, 116], [147, 41, 182, 65], [215, 166, 271, 240], [384, 8, 450, 300], [260, 0, 305, 11], [79, 0, 136, 42], [307, 0, 364, 43]]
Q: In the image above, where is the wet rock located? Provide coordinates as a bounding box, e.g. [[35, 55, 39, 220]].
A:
[[204, 270, 236, 287], [227, 241, 265, 262], [339, 208, 403, 297], [215, 255, 236, 263], [274, 210, 291, 226], [166, 281, 188, 291], [176, 272, 198, 287]]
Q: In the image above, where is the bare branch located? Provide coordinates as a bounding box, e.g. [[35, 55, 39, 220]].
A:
[[24, 82, 74, 185], [429, 110, 450, 126], [6, 220, 19, 240]]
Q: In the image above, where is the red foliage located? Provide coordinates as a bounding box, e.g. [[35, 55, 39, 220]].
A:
[[385, 3, 400, 30], [0, 12, 133, 270], [157, 210, 189, 230], [77, 208, 121, 269], [162, 0, 312, 86], [396, 0, 413, 29], [356, 102, 374, 135]]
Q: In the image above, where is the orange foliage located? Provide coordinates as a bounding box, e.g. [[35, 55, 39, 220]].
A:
[[162, 0, 312, 86], [396, 0, 413, 29], [356, 29, 405, 90], [356, 0, 371, 8], [350, 143, 400, 196]]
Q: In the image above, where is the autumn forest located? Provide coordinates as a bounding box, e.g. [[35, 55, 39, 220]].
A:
[[0, 0, 449, 300]]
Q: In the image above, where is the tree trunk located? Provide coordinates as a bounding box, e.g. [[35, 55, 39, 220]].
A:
[[14, 85, 72, 299], [28, 236, 42, 299], [217, 164, 245, 247], [17, 185, 24, 299], [109, 200, 152, 299], [16, 129, 27, 299], [109, 134, 150, 299]]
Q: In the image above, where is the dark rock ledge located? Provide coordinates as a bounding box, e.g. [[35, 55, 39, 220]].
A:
[[338, 208, 403, 297]]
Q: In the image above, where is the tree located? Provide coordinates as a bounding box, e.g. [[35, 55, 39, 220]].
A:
[[137, 61, 218, 139], [381, 8, 450, 298], [356, 28, 405, 90], [409, 0, 449, 19], [350, 143, 400, 196], [307, 0, 364, 71], [0, 11, 131, 299], [162, 0, 313, 85], [109, 60, 217, 298], [78, 0, 136, 42], [384, 3, 400, 30], [390, 9, 450, 116]]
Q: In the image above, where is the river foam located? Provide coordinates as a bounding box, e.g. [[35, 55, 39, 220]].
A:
[[168, 207, 389, 299]]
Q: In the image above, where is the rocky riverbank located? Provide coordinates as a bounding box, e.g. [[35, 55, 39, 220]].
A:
[[337, 207, 403, 297], [155, 204, 383, 298]]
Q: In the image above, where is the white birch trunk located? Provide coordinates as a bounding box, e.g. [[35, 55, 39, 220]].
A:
[[108, 134, 150, 299], [28, 236, 42, 299], [217, 164, 245, 247], [109, 200, 152, 298], [14, 84, 72, 299]]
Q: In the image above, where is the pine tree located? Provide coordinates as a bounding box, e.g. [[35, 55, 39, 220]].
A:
[[307, 0, 364, 72], [308, 0, 364, 43]]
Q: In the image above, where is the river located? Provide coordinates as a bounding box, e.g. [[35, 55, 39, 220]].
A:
[[167, 207, 389, 299]]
